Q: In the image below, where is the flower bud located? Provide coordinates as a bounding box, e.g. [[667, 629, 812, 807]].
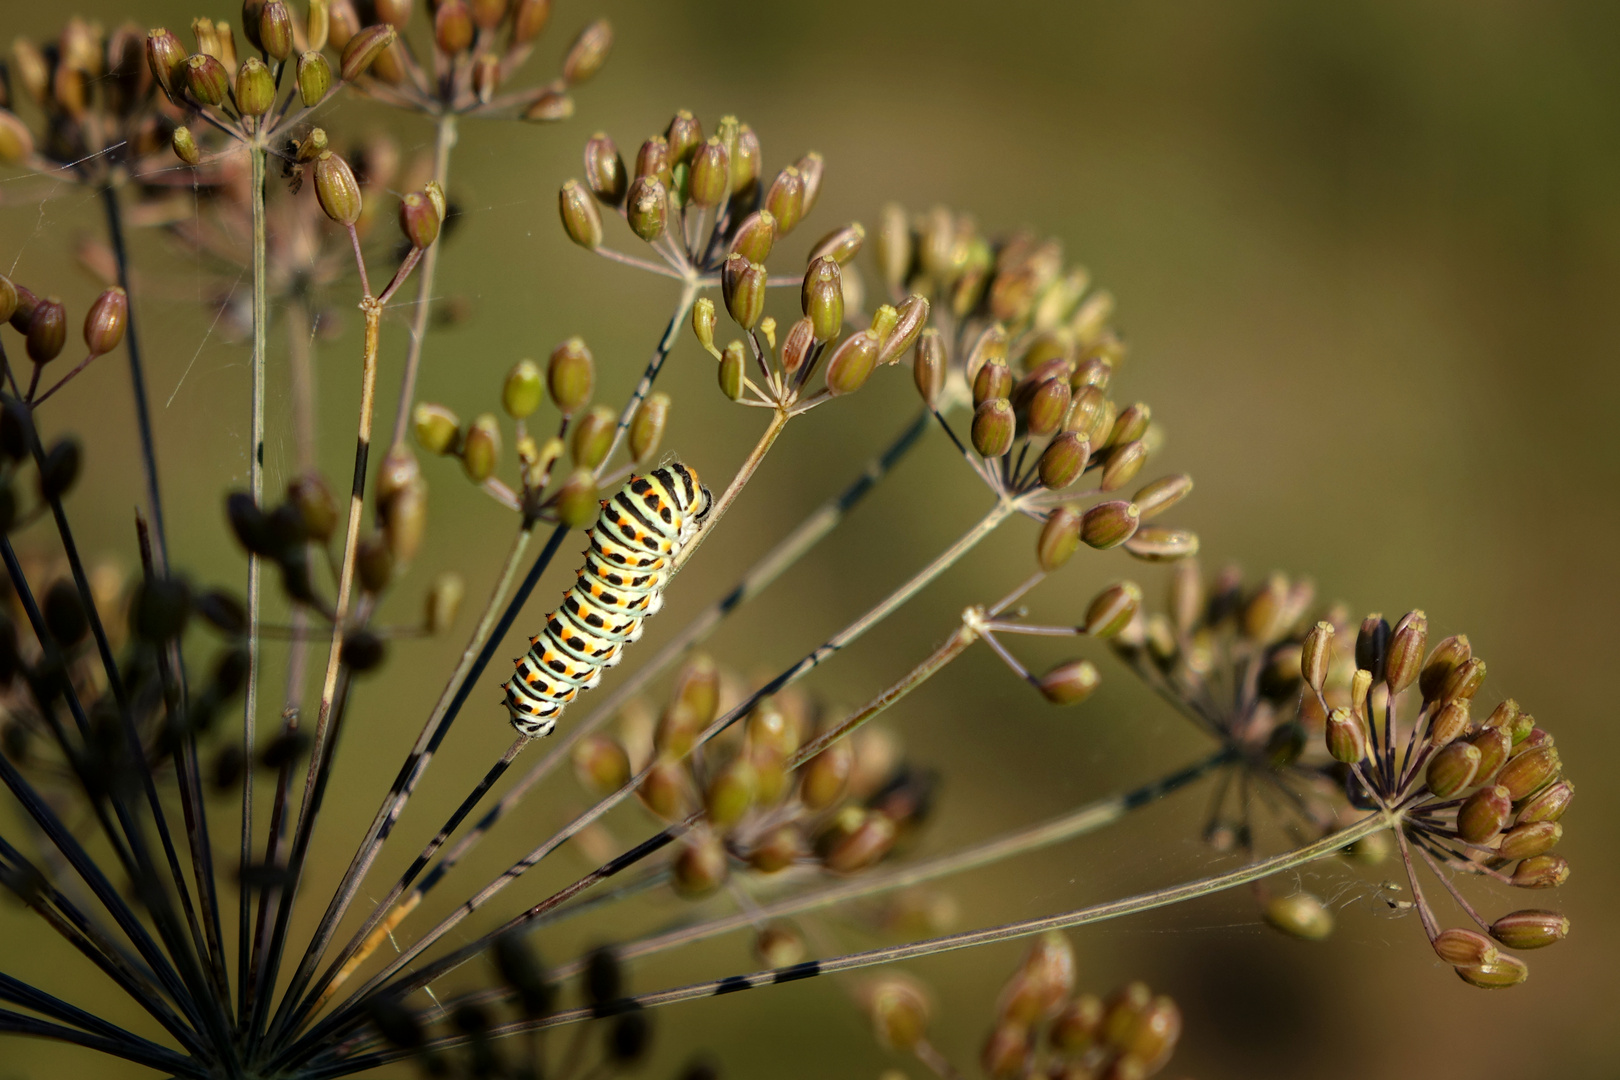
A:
[[723, 256, 766, 330], [1123, 525, 1199, 561], [572, 734, 630, 795], [718, 340, 745, 400], [460, 414, 501, 482], [182, 53, 229, 106], [877, 295, 929, 366], [424, 572, 464, 634], [570, 404, 615, 470], [863, 977, 930, 1051], [1499, 820, 1562, 860], [1497, 746, 1559, 801], [1432, 928, 1499, 966], [671, 831, 728, 898], [558, 179, 603, 249], [1325, 706, 1367, 764], [1080, 500, 1140, 549], [626, 175, 668, 242], [512, 0, 551, 42], [1037, 660, 1099, 705], [825, 812, 897, 874], [313, 151, 362, 225], [1263, 891, 1334, 940], [801, 257, 843, 342], [82, 288, 128, 357], [1035, 506, 1082, 572], [340, 24, 396, 81], [1425, 741, 1480, 799], [1457, 784, 1513, 844], [764, 166, 805, 235], [26, 298, 67, 364], [1100, 439, 1148, 492], [562, 18, 612, 85], [971, 398, 1015, 458], [287, 474, 338, 541], [629, 393, 669, 462], [1490, 909, 1569, 950], [1454, 956, 1529, 989], [547, 337, 593, 414], [1511, 854, 1569, 889], [1084, 581, 1142, 638], [413, 403, 461, 455], [1302, 621, 1334, 692], [554, 469, 599, 528], [146, 29, 187, 99], [1515, 779, 1573, 825], [825, 331, 879, 396]]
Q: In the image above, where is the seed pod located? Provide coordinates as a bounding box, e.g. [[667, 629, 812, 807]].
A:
[[413, 403, 461, 455], [1499, 820, 1562, 861], [1428, 699, 1470, 749], [1080, 500, 1139, 549], [685, 137, 729, 208], [1512, 727, 1553, 755], [558, 179, 603, 249], [547, 337, 593, 413], [1457, 784, 1513, 845], [1132, 473, 1192, 520], [1100, 439, 1148, 492], [512, 0, 551, 42], [635, 759, 689, 820], [1490, 909, 1569, 950], [82, 288, 128, 357], [717, 340, 745, 401], [1454, 956, 1529, 989], [293, 50, 332, 107], [306, 0, 330, 51], [1038, 432, 1090, 490], [578, 133, 626, 207], [1383, 609, 1428, 693], [0, 109, 30, 165], [393, 191, 438, 250], [26, 299, 67, 364], [996, 933, 1075, 1026], [745, 824, 807, 874], [423, 572, 464, 634], [799, 740, 853, 810], [1432, 928, 1499, 966], [1511, 854, 1569, 889], [0, 277, 16, 326], [974, 358, 1012, 406], [1084, 581, 1142, 638], [255, 0, 292, 59], [554, 469, 598, 528], [433, 0, 473, 54], [1441, 657, 1487, 703], [286, 474, 338, 541], [618, 393, 671, 464], [688, 298, 720, 358], [1515, 779, 1573, 825], [1263, 891, 1334, 940], [460, 414, 501, 482], [356, 532, 395, 593], [824, 331, 879, 396], [182, 53, 229, 106], [313, 152, 362, 225], [1036, 660, 1099, 705], [146, 29, 187, 99], [765, 166, 805, 235], [1026, 377, 1071, 438], [493, 359, 543, 420], [572, 734, 630, 795], [751, 921, 806, 969], [1354, 615, 1390, 684], [626, 175, 668, 242], [863, 976, 930, 1051], [1497, 746, 1559, 801], [969, 398, 1013, 458], [825, 812, 897, 874], [909, 328, 946, 409], [1425, 741, 1480, 799], [229, 57, 273, 116], [1468, 726, 1512, 784], [1324, 706, 1367, 764], [723, 257, 766, 330], [796, 256, 844, 342], [672, 831, 728, 898], [1302, 621, 1334, 692], [565, 404, 613, 470], [779, 317, 815, 375], [719, 209, 773, 264], [808, 223, 865, 267], [1418, 633, 1471, 700], [340, 24, 396, 81], [562, 18, 612, 85], [877, 295, 929, 366], [703, 757, 757, 828], [634, 136, 671, 186], [1119, 522, 1196, 560]]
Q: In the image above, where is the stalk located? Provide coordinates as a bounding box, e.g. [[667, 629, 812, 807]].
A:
[[387, 113, 458, 452]]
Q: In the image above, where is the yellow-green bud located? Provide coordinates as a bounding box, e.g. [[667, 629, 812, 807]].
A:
[[971, 398, 1014, 458], [460, 413, 501, 482], [502, 359, 544, 419], [83, 288, 128, 357], [413, 403, 461, 455], [728, 210, 775, 264], [546, 337, 593, 414], [802, 257, 844, 342], [558, 178, 602, 249], [1084, 581, 1142, 638], [718, 340, 745, 401], [313, 151, 363, 225], [629, 393, 669, 462], [627, 175, 668, 242], [569, 404, 615, 470], [825, 330, 879, 396], [561, 18, 612, 85], [554, 469, 599, 527], [1263, 891, 1334, 940], [296, 50, 331, 107], [339, 23, 396, 81], [1037, 660, 1099, 705]]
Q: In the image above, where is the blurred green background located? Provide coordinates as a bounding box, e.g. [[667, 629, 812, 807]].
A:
[[3, 1, 1618, 1077]]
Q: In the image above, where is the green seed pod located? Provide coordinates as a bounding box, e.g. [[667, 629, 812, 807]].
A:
[[634, 136, 671, 186], [554, 469, 599, 528], [754, 921, 807, 967], [1083, 581, 1142, 639], [809, 222, 865, 266], [1025, 377, 1071, 437], [1106, 402, 1151, 448], [1515, 779, 1573, 825], [1511, 854, 1569, 889], [688, 137, 729, 207], [997, 933, 1075, 1026], [868, 304, 900, 348], [511, 0, 551, 43], [862, 976, 930, 1051], [1035, 506, 1082, 572], [1419, 633, 1471, 700], [460, 413, 501, 482], [562, 18, 612, 85], [626, 175, 668, 242], [1441, 657, 1487, 703], [373, 0, 411, 29], [799, 740, 853, 810], [286, 473, 339, 541], [340, 23, 396, 81], [1499, 820, 1562, 861], [690, 297, 719, 357], [306, 0, 330, 51], [170, 126, 201, 171], [796, 152, 825, 214], [1037, 660, 1099, 705], [825, 812, 897, 874], [875, 202, 912, 296], [671, 831, 728, 898], [1432, 928, 1499, 966], [397, 191, 439, 250], [1498, 746, 1559, 801], [1385, 610, 1428, 694], [295, 50, 332, 107], [1324, 706, 1367, 764], [0, 277, 18, 325], [1457, 784, 1513, 845], [971, 398, 1015, 458], [547, 337, 594, 414], [146, 28, 187, 100], [1468, 726, 1512, 784], [718, 340, 745, 401], [379, 472, 422, 568], [258, 0, 293, 59], [628, 393, 669, 462], [1080, 500, 1139, 549], [183, 53, 229, 106], [1118, 995, 1181, 1075], [705, 757, 758, 827], [780, 317, 815, 375], [982, 1022, 1029, 1079], [748, 825, 808, 873], [1427, 699, 1470, 750], [356, 532, 394, 593], [973, 358, 1012, 407], [26, 298, 66, 364], [1489, 909, 1569, 950], [664, 109, 702, 165], [495, 359, 543, 420], [913, 329, 945, 408], [1302, 622, 1334, 692], [313, 151, 363, 225], [723, 256, 766, 330], [569, 404, 615, 470], [558, 178, 603, 249], [412, 403, 461, 455], [424, 571, 464, 633], [1123, 525, 1199, 562], [728, 209, 776, 264], [1038, 432, 1090, 490], [434, 0, 474, 55], [1425, 741, 1480, 799], [82, 288, 128, 357], [637, 759, 691, 820], [1263, 891, 1334, 941], [518, 86, 571, 120], [1511, 727, 1553, 756], [1454, 956, 1529, 989], [877, 295, 929, 366], [1100, 439, 1148, 491], [583, 132, 627, 206], [825, 330, 879, 396], [572, 734, 630, 795], [1132, 473, 1192, 520], [801, 257, 843, 341], [764, 166, 805, 235]]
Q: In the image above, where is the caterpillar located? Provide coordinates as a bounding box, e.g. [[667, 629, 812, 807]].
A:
[[504, 462, 712, 738]]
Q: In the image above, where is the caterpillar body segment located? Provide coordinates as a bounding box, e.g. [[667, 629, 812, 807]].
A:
[[504, 462, 712, 737]]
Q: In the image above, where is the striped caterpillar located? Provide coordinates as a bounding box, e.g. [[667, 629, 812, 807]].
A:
[[504, 462, 712, 738]]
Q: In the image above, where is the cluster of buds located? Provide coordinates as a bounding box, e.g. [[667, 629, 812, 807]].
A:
[[318, 0, 609, 118], [0, 18, 168, 185], [1299, 612, 1573, 987], [569, 656, 934, 900], [0, 272, 129, 409], [414, 333, 665, 525], [560, 111, 828, 287]]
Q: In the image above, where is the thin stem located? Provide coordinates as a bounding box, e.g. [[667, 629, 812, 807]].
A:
[[388, 112, 458, 452], [672, 407, 789, 572], [596, 279, 699, 476]]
